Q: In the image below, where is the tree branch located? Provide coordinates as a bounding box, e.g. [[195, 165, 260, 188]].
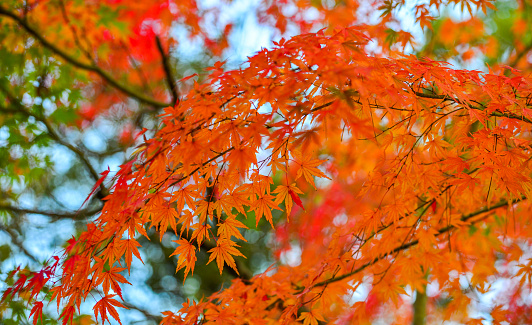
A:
[[310, 93, 532, 125], [121, 301, 162, 324], [310, 196, 527, 289], [0, 223, 39, 263], [507, 42, 532, 71], [0, 6, 171, 108], [414, 91, 532, 124], [155, 36, 179, 106], [0, 204, 101, 221]]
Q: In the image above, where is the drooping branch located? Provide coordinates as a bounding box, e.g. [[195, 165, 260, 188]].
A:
[[507, 42, 532, 71], [155, 36, 179, 106], [309, 196, 527, 289], [0, 6, 171, 108]]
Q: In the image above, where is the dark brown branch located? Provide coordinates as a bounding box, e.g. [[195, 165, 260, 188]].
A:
[[0, 6, 170, 108], [121, 301, 162, 324], [155, 36, 179, 106], [0, 204, 101, 221], [309, 196, 526, 289], [310, 93, 532, 125]]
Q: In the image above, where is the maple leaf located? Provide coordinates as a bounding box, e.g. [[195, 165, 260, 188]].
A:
[[190, 223, 211, 247], [151, 203, 179, 236], [93, 294, 128, 325], [25, 269, 49, 302], [81, 167, 110, 208], [217, 216, 248, 241], [64, 236, 78, 255], [273, 184, 304, 218], [293, 153, 331, 189], [170, 239, 197, 280], [123, 239, 143, 273], [29, 301, 43, 325], [60, 305, 76, 325], [95, 266, 131, 300], [172, 185, 199, 213], [228, 145, 258, 176], [491, 305, 510, 325], [515, 258, 532, 287], [194, 200, 212, 224], [177, 210, 194, 236], [207, 238, 246, 275], [298, 310, 326, 325], [250, 194, 281, 227]]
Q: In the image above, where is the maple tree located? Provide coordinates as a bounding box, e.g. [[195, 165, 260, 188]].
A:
[[2, 0, 532, 324]]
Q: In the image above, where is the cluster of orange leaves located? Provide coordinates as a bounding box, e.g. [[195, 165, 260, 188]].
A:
[[5, 0, 532, 324], [7, 24, 532, 324]]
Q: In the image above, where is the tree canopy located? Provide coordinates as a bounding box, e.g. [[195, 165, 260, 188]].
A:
[[2, 0, 532, 324]]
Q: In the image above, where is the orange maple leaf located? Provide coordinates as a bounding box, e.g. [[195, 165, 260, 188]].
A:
[[250, 194, 281, 227], [95, 266, 131, 300], [93, 294, 128, 325], [207, 239, 246, 274], [217, 216, 248, 241], [298, 310, 326, 325], [293, 153, 331, 189], [170, 239, 197, 280], [273, 183, 304, 218]]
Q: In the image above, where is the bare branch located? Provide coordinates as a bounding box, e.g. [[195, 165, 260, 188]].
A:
[[0, 204, 101, 221]]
